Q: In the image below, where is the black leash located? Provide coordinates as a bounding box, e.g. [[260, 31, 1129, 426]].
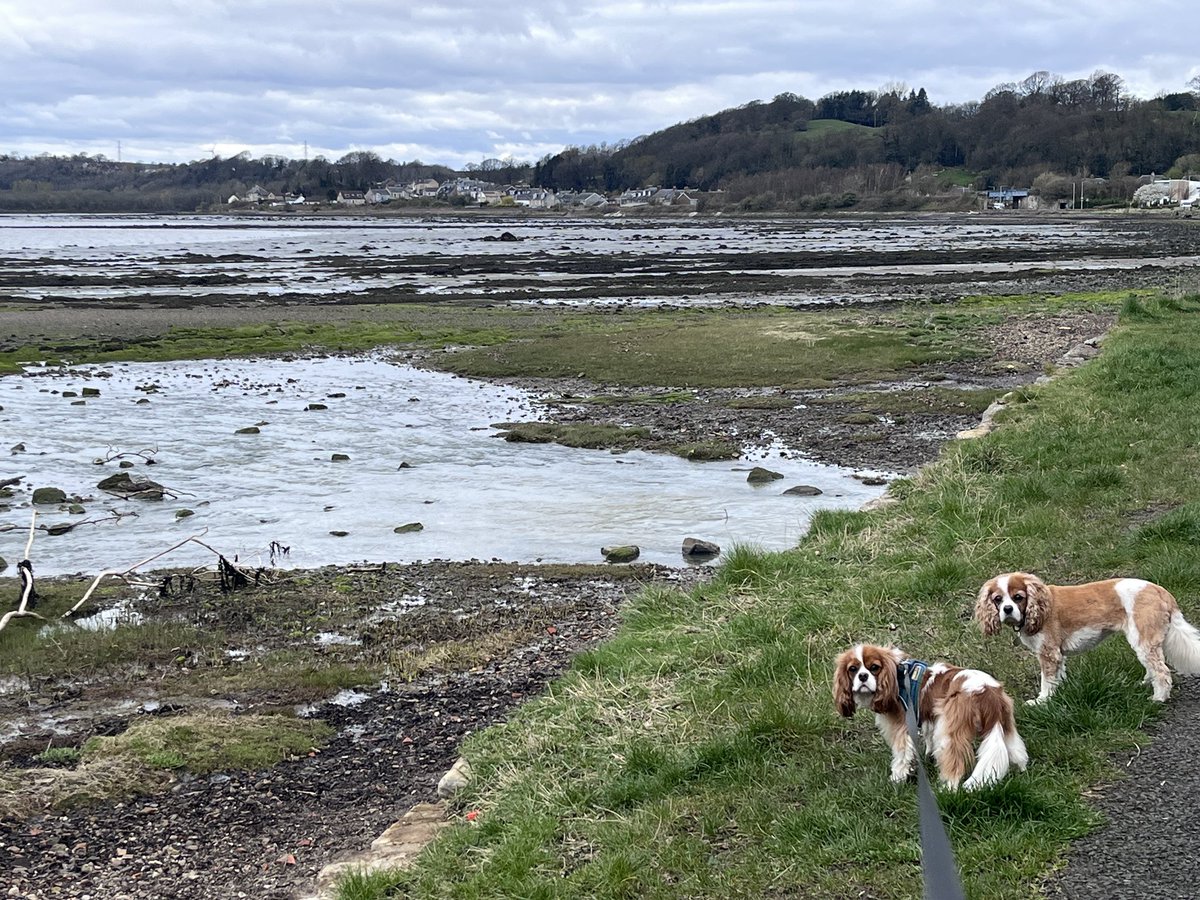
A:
[[897, 661, 966, 900]]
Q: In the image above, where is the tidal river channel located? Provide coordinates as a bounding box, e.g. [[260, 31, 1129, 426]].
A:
[[0, 355, 884, 575]]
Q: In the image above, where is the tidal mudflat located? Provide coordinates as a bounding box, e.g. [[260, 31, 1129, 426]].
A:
[[0, 211, 1190, 899]]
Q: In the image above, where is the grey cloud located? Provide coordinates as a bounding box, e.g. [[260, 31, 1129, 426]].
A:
[[2, 0, 1198, 166]]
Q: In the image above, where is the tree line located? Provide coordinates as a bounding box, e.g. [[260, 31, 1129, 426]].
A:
[[533, 70, 1200, 209], [3, 70, 1199, 212]]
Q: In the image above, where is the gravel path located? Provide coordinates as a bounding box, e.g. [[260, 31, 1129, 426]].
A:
[[1048, 681, 1200, 899]]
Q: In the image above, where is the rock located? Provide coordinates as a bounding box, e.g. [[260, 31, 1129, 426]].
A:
[[97, 472, 166, 500], [601, 545, 640, 563], [235, 426, 260, 435], [397, 462, 413, 469], [0, 557, 7, 574], [11, 443, 25, 454], [81, 387, 100, 397], [394, 523, 424, 534], [782, 484, 823, 496], [857, 476, 887, 487], [330, 530, 349, 537], [331, 453, 350, 462], [747, 466, 784, 484], [311, 802, 448, 897], [32, 487, 67, 504], [682, 537, 720, 559], [176, 509, 195, 519], [119, 460, 135, 468], [306, 403, 328, 411], [45, 522, 76, 536], [437, 758, 472, 798], [69, 504, 85, 515], [62, 391, 78, 398]]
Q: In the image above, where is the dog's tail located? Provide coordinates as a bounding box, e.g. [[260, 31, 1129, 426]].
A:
[[1164, 612, 1200, 675], [963, 723, 1014, 790]]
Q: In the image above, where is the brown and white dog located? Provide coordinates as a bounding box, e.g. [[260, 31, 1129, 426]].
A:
[[976, 572, 1200, 703], [833, 643, 1028, 790]]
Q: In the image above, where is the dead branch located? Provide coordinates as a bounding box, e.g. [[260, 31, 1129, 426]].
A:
[[41, 510, 140, 536], [95, 446, 159, 466], [0, 511, 46, 634], [61, 530, 271, 618]]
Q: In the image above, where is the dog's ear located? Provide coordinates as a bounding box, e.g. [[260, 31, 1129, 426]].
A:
[[832, 652, 856, 718], [975, 579, 1001, 636], [871, 651, 900, 714], [1024, 574, 1050, 635]]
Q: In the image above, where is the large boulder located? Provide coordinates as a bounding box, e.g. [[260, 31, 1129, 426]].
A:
[[601, 545, 640, 563], [97, 472, 166, 500], [747, 466, 784, 484], [32, 487, 67, 504], [783, 485, 823, 496], [682, 537, 720, 560]]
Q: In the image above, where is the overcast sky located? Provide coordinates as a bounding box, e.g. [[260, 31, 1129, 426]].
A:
[[1, 1, 1197, 169]]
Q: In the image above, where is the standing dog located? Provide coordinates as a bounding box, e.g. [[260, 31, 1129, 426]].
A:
[[975, 572, 1200, 703], [833, 643, 1028, 790]]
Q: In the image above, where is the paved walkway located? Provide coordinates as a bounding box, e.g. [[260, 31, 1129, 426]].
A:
[[1048, 682, 1200, 899]]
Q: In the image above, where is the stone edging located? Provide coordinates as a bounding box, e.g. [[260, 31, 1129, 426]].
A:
[[299, 757, 472, 899], [862, 333, 1108, 511]]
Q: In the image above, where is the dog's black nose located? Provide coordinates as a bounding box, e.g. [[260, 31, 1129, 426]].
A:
[[1002, 605, 1014, 617], [857, 671, 869, 682]]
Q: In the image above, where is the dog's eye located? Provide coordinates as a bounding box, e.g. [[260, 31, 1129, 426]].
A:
[[868, 664, 880, 673], [848, 664, 858, 673], [991, 595, 1001, 604], [1013, 592, 1025, 601]]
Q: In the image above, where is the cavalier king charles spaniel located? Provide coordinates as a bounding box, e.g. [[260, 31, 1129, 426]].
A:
[[833, 643, 1028, 790], [976, 572, 1200, 703]]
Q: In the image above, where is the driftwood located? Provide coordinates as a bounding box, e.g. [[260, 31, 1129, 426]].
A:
[[95, 446, 159, 466], [0, 512, 47, 633], [0, 515, 275, 634], [62, 530, 268, 618]]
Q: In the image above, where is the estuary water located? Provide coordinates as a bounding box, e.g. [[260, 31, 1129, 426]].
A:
[[0, 356, 884, 576]]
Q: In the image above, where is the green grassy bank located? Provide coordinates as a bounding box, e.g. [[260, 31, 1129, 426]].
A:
[[342, 294, 1200, 899]]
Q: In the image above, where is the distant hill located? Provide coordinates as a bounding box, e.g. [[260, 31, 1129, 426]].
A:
[[3, 70, 1199, 213], [532, 72, 1200, 211]]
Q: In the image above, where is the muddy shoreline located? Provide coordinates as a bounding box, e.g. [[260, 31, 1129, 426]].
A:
[[0, 213, 1189, 898]]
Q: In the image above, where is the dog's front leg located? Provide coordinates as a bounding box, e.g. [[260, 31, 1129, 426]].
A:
[[877, 714, 914, 782], [1030, 648, 1064, 704]]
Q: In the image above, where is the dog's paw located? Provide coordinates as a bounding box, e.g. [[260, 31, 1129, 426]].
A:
[[1025, 696, 1050, 706]]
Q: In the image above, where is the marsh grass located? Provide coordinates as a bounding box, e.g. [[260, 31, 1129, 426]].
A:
[[345, 296, 1200, 899], [0, 712, 331, 818]]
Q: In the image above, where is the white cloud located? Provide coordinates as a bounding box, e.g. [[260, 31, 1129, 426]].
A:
[[1, 0, 1197, 166]]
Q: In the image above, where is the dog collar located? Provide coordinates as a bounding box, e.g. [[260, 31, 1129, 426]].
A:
[[896, 659, 929, 724]]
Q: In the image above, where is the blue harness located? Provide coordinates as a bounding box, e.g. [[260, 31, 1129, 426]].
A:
[[897, 659, 930, 725]]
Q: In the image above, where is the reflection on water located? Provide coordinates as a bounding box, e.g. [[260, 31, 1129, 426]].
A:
[[0, 356, 885, 576]]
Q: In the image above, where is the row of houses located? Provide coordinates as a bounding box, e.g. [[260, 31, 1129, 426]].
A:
[[228, 180, 701, 210]]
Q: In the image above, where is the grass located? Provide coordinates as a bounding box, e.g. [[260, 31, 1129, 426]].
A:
[[344, 294, 1200, 899], [0, 712, 332, 818]]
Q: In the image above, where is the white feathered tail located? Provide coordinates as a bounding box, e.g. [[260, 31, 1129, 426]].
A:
[[1164, 612, 1200, 674], [963, 724, 1025, 790]]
